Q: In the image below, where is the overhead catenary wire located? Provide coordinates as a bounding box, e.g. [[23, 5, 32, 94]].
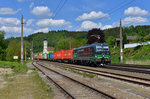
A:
[[10, 0, 23, 16], [53, 0, 68, 19], [108, 0, 135, 15], [53, 0, 64, 16]]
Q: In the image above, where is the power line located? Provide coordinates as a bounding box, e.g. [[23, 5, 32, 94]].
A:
[[108, 0, 135, 15], [74, 0, 135, 30], [106, 0, 130, 14], [10, 0, 23, 16], [53, 0, 64, 16], [53, 0, 68, 19]]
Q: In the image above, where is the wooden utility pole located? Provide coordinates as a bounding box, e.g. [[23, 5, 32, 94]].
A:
[[21, 15, 26, 64], [25, 42, 26, 61], [120, 19, 123, 63], [31, 41, 33, 60]]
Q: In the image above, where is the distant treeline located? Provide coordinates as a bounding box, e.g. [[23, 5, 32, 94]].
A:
[[2, 25, 150, 61]]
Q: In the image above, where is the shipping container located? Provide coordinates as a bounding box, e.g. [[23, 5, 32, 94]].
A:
[[42, 54, 47, 59], [38, 54, 42, 59], [54, 50, 64, 60], [63, 49, 73, 60], [50, 53, 54, 59], [47, 54, 50, 59]]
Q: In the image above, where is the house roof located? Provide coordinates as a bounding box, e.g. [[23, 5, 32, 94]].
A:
[[116, 38, 120, 41], [127, 36, 137, 40], [145, 34, 150, 37], [47, 47, 54, 51]]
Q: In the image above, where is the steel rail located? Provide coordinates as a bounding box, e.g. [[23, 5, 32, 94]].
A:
[[108, 64, 150, 69], [43, 61, 150, 87], [32, 62, 75, 99], [36, 62, 116, 99]]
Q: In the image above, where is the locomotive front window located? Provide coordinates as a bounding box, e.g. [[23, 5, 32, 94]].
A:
[[103, 46, 109, 51], [96, 46, 102, 52], [96, 45, 109, 52]]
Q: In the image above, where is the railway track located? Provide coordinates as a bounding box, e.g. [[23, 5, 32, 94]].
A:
[[109, 64, 150, 69], [105, 64, 150, 74], [40, 61, 150, 87], [33, 61, 116, 99], [32, 62, 75, 99]]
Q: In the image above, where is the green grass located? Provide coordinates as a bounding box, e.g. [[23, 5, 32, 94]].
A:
[[0, 71, 53, 99], [34, 71, 52, 93], [24, 59, 34, 65], [0, 61, 53, 99], [61, 67, 97, 78], [110, 45, 150, 64], [0, 61, 28, 74]]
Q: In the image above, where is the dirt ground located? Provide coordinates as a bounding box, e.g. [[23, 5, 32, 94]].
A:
[[0, 67, 53, 99]]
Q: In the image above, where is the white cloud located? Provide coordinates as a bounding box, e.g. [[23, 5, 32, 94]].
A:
[[122, 16, 148, 25], [0, 8, 21, 15], [101, 25, 113, 30], [36, 19, 70, 27], [34, 28, 49, 33], [0, 17, 20, 27], [0, 26, 32, 34], [26, 19, 34, 26], [124, 7, 148, 16], [32, 6, 54, 18], [67, 25, 73, 29], [79, 21, 102, 30], [17, 0, 24, 2], [77, 21, 112, 31], [76, 11, 109, 21], [30, 2, 34, 8]]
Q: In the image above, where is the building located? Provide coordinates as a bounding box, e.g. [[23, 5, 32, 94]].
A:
[[43, 38, 48, 54], [127, 36, 137, 43], [43, 38, 55, 54], [47, 47, 54, 53], [115, 38, 120, 46], [115, 36, 138, 46]]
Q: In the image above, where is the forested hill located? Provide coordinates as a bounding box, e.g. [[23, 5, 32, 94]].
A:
[[6, 30, 88, 53], [5, 25, 150, 53]]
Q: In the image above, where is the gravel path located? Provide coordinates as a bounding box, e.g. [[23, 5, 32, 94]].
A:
[[27, 62, 66, 99], [52, 62, 150, 80]]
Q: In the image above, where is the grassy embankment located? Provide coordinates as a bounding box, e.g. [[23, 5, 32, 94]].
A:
[[111, 44, 150, 65], [0, 61, 53, 99]]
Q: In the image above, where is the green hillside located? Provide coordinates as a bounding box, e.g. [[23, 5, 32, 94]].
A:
[[111, 45, 150, 64], [3, 25, 150, 63], [6, 25, 150, 53]]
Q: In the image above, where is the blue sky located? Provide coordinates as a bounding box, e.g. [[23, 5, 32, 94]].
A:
[[0, 0, 150, 38]]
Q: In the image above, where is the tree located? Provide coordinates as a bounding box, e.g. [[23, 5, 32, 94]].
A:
[[106, 36, 115, 48], [6, 40, 31, 61], [6, 40, 21, 61], [87, 28, 105, 44], [0, 31, 7, 60], [123, 33, 127, 44]]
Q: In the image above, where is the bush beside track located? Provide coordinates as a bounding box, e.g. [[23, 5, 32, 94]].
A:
[[0, 61, 28, 74]]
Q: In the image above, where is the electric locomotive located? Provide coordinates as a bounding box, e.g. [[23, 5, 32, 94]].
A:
[[73, 43, 111, 66]]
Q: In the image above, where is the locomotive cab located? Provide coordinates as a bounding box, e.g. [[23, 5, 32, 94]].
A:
[[95, 44, 111, 66]]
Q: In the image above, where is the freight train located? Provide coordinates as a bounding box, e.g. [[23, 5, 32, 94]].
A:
[[34, 43, 111, 66]]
